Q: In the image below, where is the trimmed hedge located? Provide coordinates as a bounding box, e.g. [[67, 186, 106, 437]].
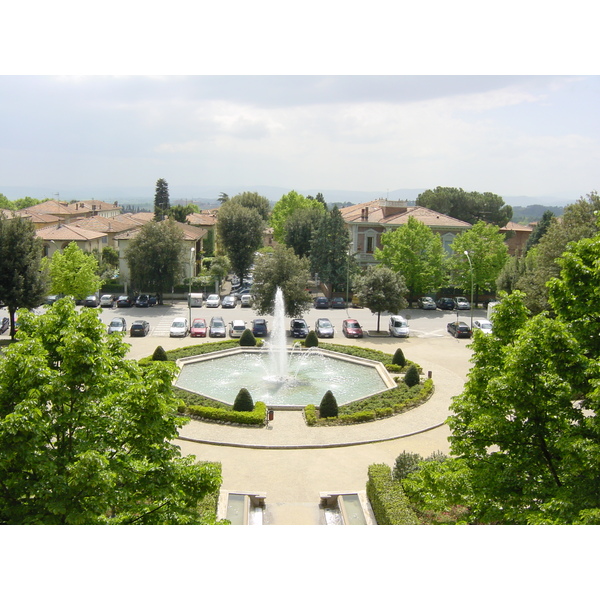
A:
[[366, 464, 420, 525], [185, 401, 267, 426]]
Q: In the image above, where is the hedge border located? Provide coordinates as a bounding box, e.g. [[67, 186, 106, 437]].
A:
[[366, 464, 420, 525]]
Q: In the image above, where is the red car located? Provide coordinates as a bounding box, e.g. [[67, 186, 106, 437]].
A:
[[342, 318, 363, 338], [190, 318, 208, 337]]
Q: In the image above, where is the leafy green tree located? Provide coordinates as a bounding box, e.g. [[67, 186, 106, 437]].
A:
[[46, 241, 102, 301], [230, 191, 271, 222], [153, 178, 170, 221], [216, 200, 264, 284], [169, 204, 199, 223], [0, 215, 48, 339], [417, 186, 512, 226], [309, 206, 351, 295], [525, 209, 555, 252], [233, 388, 254, 412], [448, 292, 598, 524], [352, 266, 408, 332], [101, 246, 119, 269], [251, 246, 313, 318], [125, 219, 185, 304], [0, 299, 222, 524], [209, 254, 231, 292], [0, 193, 12, 209], [13, 196, 42, 210], [319, 390, 338, 418], [375, 216, 445, 304], [270, 190, 326, 243], [283, 206, 323, 259], [449, 221, 509, 303]]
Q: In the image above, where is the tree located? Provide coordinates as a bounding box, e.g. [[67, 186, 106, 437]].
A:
[[283, 206, 323, 259], [101, 246, 119, 269], [404, 364, 420, 387], [46, 241, 102, 301], [251, 246, 313, 318], [270, 190, 326, 243], [0, 215, 48, 339], [216, 201, 264, 284], [125, 220, 185, 304], [525, 209, 555, 252], [169, 204, 199, 223], [154, 178, 170, 221], [0, 299, 221, 524], [319, 390, 338, 418], [230, 191, 270, 222], [309, 206, 351, 295], [448, 292, 599, 524], [233, 388, 254, 412], [417, 186, 512, 227], [209, 254, 231, 292], [375, 216, 445, 304], [449, 221, 509, 303], [352, 266, 408, 332]]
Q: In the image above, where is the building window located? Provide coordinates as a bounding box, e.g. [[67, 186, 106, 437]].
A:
[[442, 233, 455, 255], [366, 236, 375, 254]]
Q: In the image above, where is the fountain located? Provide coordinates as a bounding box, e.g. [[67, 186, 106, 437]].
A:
[[174, 287, 396, 408]]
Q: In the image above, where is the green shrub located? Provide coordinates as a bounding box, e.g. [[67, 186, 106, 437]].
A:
[[366, 464, 420, 525], [233, 388, 254, 412], [319, 390, 338, 418], [239, 329, 257, 347], [152, 345, 168, 361], [304, 330, 319, 348], [384, 363, 403, 373], [393, 451, 423, 481], [304, 404, 318, 425], [404, 364, 420, 387], [392, 348, 406, 367], [186, 401, 267, 426]]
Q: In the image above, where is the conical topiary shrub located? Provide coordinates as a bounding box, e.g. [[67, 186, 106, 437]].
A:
[[304, 330, 319, 348], [404, 364, 420, 387], [233, 388, 254, 412], [239, 328, 256, 347], [319, 390, 338, 418], [152, 345, 168, 361], [392, 347, 406, 367]]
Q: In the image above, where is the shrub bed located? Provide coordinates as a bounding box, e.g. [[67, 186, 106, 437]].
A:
[[366, 464, 420, 525], [185, 401, 267, 427]]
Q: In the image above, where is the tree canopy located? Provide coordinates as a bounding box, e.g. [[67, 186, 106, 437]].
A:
[[375, 216, 444, 303], [417, 186, 512, 227], [229, 191, 271, 222], [154, 178, 170, 221], [283, 206, 324, 259], [352, 266, 408, 331], [125, 219, 185, 303], [0, 214, 47, 338], [270, 190, 326, 243], [250, 246, 313, 318], [0, 299, 222, 524], [45, 241, 102, 301]]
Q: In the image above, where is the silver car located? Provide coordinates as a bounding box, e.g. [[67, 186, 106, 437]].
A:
[[170, 317, 189, 337], [205, 294, 220, 308], [107, 317, 126, 334], [315, 317, 334, 338], [389, 315, 410, 337]]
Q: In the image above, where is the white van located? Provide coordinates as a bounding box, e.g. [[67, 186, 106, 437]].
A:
[[188, 293, 204, 308]]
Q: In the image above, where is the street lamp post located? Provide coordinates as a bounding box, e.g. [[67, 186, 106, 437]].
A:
[[464, 250, 474, 330]]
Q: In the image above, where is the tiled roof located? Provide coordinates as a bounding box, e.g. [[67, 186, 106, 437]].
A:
[[186, 212, 217, 226], [70, 215, 137, 233], [500, 221, 534, 232], [35, 223, 107, 241], [340, 199, 472, 228]]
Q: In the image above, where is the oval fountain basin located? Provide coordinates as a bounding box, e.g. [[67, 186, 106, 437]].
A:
[[175, 347, 396, 408]]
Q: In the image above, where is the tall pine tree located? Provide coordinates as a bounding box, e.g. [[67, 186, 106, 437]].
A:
[[154, 178, 170, 221]]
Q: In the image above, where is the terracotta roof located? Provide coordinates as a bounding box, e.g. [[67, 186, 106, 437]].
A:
[[17, 209, 63, 224], [24, 200, 81, 216], [500, 221, 534, 232], [112, 220, 207, 241], [186, 212, 217, 226], [340, 199, 472, 229], [36, 223, 107, 241], [70, 215, 138, 233]]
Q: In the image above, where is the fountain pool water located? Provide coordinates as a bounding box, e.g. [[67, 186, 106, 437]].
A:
[[174, 286, 396, 408]]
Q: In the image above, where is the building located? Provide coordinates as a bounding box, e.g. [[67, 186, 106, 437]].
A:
[[340, 198, 472, 267], [499, 221, 533, 256], [36, 223, 109, 257]]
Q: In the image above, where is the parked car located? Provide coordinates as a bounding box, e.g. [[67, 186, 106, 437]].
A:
[[447, 321, 472, 338], [389, 315, 410, 337], [251, 318, 268, 337], [84, 295, 99, 307], [330, 297, 346, 309], [107, 317, 127, 334], [45, 294, 64, 305], [130, 320, 150, 337], [100, 294, 115, 308], [473, 319, 493, 334], [232, 287, 252, 299], [454, 296, 470, 310], [342, 318, 363, 338], [205, 294, 220, 308], [190, 318, 208, 337], [315, 317, 334, 338], [436, 297, 455, 310], [170, 317, 189, 337], [221, 295, 237, 308], [417, 296, 436, 310], [229, 319, 246, 338], [148, 295, 157, 306], [314, 296, 330, 309], [209, 316, 226, 337], [116, 295, 134, 308], [290, 318, 309, 338], [135, 294, 149, 308], [240, 294, 253, 308]]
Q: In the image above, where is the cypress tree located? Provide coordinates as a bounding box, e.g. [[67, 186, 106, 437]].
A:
[[392, 347, 406, 367], [319, 390, 338, 418], [233, 388, 254, 412], [152, 345, 168, 361], [404, 364, 420, 387]]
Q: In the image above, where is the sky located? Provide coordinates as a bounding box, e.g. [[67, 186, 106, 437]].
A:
[[2, 4, 598, 204]]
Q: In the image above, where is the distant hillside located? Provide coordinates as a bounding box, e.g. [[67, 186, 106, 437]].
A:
[[510, 204, 564, 225]]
